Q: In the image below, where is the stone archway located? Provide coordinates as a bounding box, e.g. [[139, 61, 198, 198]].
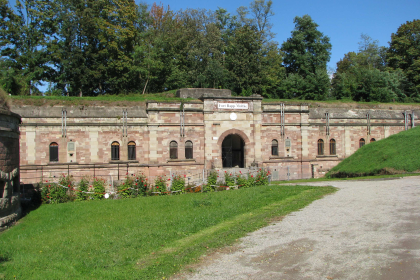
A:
[[222, 134, 244, 168], [217, 129, 251, 168]]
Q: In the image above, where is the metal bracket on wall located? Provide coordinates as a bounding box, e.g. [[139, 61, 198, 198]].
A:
[[280, 103, 285, 137], [180, 107, 185, 137], [122, 109, 128, 137], [61, 108, 67, 138], [325, 112, 330, 136]]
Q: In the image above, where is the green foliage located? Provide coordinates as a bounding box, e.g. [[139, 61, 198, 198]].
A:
[[203, 170, 218, 192], [40, 182, 68, 204], [0, 86, 9, 109], [255, 168, 269, 185], [224, 171, 236, 186], [387, 20, 420, 100], [92, 177, 106, 200], [171, 174, 185, 193], [76, 177, 89, 201], [153, 175, 168, 194], [327, 127, 420, 178], [117, 173, 148, 198], [281, 15, 331, 100], [332, 67, 406, 102], [0, 184, 335, 279]]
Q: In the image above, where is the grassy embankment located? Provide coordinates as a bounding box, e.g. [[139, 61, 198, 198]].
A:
[[327, 126, 420, 178], [10, 92, 420, 110], [0, 185, 335, 279]]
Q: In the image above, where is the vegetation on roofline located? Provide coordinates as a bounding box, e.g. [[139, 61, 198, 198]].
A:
[[9, 92, 420, 110], [327, 126, 420, 178]]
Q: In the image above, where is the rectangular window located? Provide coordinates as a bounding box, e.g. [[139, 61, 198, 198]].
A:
[[128, 142, 136, 160]]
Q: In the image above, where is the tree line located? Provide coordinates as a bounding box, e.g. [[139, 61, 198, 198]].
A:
[[0, 0, 419, 102]]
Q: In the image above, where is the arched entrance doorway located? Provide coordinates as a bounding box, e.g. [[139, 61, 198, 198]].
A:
[[222, 134, 245, 168]]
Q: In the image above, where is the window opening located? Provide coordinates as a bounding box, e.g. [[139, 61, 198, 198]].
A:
[[111, 141, 120, 160], [271, 139, 278, 156], [185, 141, 193, 159], [128, 141, 136, 160], [359, 138, 365, 148], [317, 139, 324, 156], [50, 142, 59, 162], [170, 141, 178, 159], [329, 139, 336, 155]]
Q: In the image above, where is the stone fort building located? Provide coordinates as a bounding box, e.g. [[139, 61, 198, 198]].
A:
[[11, 89, 417, 185]]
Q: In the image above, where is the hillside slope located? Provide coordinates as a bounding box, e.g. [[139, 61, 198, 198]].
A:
[[327, 126, 420, 178]]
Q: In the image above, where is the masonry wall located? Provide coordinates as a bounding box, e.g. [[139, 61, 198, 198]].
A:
[[12, 99, 419, 185], [0, 109, 21, 228]]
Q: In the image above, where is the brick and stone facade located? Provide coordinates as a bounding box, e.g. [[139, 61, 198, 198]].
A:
[[11, 89, 418, 186], [0, 109, 21, 229]]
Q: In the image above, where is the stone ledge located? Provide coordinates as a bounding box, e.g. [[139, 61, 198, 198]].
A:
[[167, 159, 196, 163]]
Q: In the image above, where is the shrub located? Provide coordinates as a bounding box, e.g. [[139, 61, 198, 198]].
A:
[[41, 181, 68, 204], [204, 170, 218, 192], [224, 171, 235, 186], [92, 177, 106, 199], [171, 174, 185, 193], [59, 174, 75, 201], [77, 177, 89, 201], [255, 169, 269, 186], [153, 176, 167, 195]]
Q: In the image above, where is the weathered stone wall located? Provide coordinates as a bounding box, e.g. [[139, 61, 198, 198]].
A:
[[0, 109, 21, 229], [11, 95, 418, 185]]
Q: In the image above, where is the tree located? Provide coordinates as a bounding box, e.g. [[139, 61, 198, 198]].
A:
[[281, 15, 331, 100], [332, 67, 406, 102], [387, 19, 420, 100]]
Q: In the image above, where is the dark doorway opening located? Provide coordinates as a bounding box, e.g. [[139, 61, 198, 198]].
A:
[[222, 134, 245, 168]]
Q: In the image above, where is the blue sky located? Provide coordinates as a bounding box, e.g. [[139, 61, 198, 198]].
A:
[[139, 0, 420, 72]]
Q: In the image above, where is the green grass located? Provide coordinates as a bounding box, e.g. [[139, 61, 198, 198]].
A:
[[10, 90, 188, 107], [0, 185, 335, 279], [327, 126, 420, 178]]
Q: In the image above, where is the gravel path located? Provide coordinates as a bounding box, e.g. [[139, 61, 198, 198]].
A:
[[175, 177, 420, 280]]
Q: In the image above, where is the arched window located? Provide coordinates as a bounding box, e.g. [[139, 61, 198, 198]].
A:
[[329, 139, 336, 155], [170, 141, 178, 159], [49, 142, 59, 162], [128, 141, 136, 160], [317, 139, 324, 156], [271, 139, 278, 156], [370, 138, 376, 142], [359, 138, 365, 148], [111, 141, 120, 160], [185, 141, 193, 159]]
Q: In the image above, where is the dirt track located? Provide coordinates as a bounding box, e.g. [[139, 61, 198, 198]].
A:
[[175, 177, 420, 280]]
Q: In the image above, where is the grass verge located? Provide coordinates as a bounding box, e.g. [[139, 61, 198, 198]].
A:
[[0, 184, 335, 279]]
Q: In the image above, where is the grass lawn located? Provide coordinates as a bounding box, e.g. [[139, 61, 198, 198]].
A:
[[0, 184, 335, 279], [327, 126, 420, 178]]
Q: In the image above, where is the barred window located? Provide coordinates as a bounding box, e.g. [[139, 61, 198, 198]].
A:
[[317, 139, 324, 156], [128, 141, 136, 160], [370, 138, 376, 142], [111, 141, 120, 160], [185, 141, 193, 159], [329, 139, 336, 155], [49, 142, 59, 162], [359, 138, 365, 148], [170, 141, 178, 159], [271, 139, 278, 156]]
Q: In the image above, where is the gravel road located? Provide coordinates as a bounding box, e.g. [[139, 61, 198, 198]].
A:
[[174, 177, 420, 280]]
